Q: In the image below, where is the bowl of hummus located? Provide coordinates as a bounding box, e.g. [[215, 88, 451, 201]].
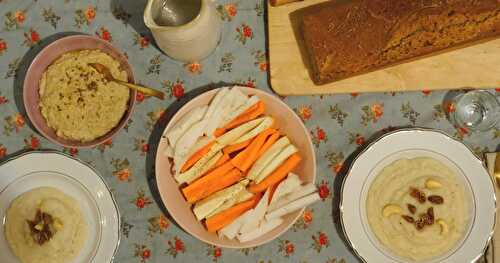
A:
[[341, 129, 496, 263], [23, 35, 136, 148]]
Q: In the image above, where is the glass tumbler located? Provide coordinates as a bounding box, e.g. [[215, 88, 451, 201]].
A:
[[448, 90, 500, 132]]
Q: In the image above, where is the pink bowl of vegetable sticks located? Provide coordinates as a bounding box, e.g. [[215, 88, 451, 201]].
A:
[[155, 86, 317, 248]]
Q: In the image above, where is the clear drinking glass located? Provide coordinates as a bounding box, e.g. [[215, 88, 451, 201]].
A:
[[449, 90, 500, 132]]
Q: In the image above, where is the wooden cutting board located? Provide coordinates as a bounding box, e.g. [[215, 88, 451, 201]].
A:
[[267, 0, 500, 95]]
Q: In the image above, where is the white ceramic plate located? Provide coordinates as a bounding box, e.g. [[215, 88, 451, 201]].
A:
[[0, 151, 120, 263], [341, 128, 496, 263]]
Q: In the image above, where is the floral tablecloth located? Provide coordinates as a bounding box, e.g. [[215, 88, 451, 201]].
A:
[[0, 0, 499, 262]]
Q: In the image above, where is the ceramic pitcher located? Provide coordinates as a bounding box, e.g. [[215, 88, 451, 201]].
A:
[[144, 0, 221, 62]]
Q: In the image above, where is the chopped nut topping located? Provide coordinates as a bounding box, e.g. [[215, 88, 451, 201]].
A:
[[415, 218, 425, 230], [402, 204, 437, 230], [401, 215, 415, 223], [382, 204, 402, 217], [410, 187, 426, 203], [428, 195, 444, 204], [437, 219, 449, 235], [26, 209, 57, 246], [407, 204, 416, 214], [425, 179, 442, 189], [421, 213, 433, 226], [427, 207, 435, 222], [409, 207, 436, 230]]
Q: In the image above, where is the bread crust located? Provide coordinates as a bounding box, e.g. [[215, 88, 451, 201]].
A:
[[302, 0, 500, 85]]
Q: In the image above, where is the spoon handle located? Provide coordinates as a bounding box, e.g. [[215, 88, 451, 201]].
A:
[[115, 80, 165, 100]]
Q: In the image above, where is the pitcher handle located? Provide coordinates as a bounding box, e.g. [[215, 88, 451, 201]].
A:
[[143, 0, 156, 29]]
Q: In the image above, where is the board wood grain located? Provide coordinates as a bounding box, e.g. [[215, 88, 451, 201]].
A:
[[268, 0, 500, 95]]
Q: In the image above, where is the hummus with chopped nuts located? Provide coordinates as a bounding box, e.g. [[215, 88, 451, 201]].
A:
[[5, 187, 87, 263], [366, 157, 470, 261], [39, 49, 130, 142]]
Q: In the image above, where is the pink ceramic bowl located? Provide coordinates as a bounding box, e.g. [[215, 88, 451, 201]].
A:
[[23, 35, 136, 148], [155, 86, 316, 248]]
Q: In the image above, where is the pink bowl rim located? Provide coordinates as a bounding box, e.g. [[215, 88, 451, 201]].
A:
[[23, 34, 136, 148], [155, 86, 317, 248]]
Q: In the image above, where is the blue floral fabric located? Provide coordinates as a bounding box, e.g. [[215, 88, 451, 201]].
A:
[[0, 0, 498, 262]]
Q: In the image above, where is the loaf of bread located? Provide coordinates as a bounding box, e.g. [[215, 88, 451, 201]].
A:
[[301, 0, 500, 85]]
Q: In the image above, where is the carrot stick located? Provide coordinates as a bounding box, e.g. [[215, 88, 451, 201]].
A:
[[214, 101, 265, 137], [239, 129, 276, 172], [182, 162, 234, 202], [184, 168, 242, 204], [214, 153, 230, 168], [226, 101, 265, 130], [256, 132, 280, 157], [214, 128, 226, 138], [230, 141, 254, 170], [231, 128, 275, 172], [249, 153, 302, 193], [181, 141, 214, 173], [222, 139, 251, 155], [205, 194, 261, 233], [219, 101, 261, 131], [242, 100, 262, 114], [182, 162, 233, 200], [187, 167, 242, 203]]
